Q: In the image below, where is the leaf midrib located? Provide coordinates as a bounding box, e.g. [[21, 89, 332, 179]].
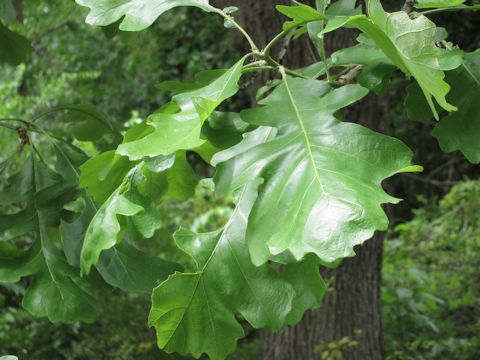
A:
[[281, 74, 326, 195]]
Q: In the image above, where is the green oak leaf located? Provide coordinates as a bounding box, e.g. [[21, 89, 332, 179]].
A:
[[80, 150, 134, 203], [75, 0, 216, 31], [117, 59, 245, 160], [321, 0, 456, 119], [23, 226, 100, 324], [433, 50, 480, 163], [80, 179, 144, 275], [276, 1, 325, 31], [97, 241, 181, 293], [59, 104, 115, 141], [61, 193, 179, 293], [0, 23, 32, 65], [0, 153, 100, 323], [149, 183, 324, 360], [405, 82, 435, 123], [80, 151, 196, 274], [213, 76, 420, 266]]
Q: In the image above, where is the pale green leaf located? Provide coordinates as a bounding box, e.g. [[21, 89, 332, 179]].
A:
[[75, 0, 216, 31], [80, 184, 144, 275]]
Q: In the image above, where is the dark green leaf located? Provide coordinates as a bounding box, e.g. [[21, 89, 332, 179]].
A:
[[149, 183, 324, 360], [433, 50, 480, 163], [0, 23, 32, 65]]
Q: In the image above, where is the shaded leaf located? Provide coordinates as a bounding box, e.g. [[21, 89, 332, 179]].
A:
[[149, 183, 324, 360], [0, 23, 32, 65], [433, 50, 480, 163], [97, 241, 180, 293]]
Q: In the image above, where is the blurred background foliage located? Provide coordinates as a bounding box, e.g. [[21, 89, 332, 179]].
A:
[[1, 0, 479, 359]]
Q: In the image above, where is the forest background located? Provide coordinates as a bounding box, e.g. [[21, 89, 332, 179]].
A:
[[0, 1, 479, 359]]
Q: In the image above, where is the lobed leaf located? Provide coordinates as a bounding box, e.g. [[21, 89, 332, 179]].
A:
[[322, 0, 456, 118], [149, 183, 324, 360], [213, 76, 420, 265], [75, 0, 216, 31], [117, 59, 245, 160]]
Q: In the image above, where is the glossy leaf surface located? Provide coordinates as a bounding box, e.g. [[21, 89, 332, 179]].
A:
[[214, 76, 419, 265]]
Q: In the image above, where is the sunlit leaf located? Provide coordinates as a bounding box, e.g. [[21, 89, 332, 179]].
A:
[[214, 76, 419, 265]]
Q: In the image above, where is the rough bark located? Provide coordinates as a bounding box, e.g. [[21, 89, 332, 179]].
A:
[[216, 1, 390, 359]]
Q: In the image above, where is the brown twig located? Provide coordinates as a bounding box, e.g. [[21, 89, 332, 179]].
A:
[[402, 0, 415, 13], [337, 65, 363, 85]]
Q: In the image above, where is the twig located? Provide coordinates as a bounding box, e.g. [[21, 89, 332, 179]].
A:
[[0, 121, 18, 131], [336, 65, 363, 85], [402, 0, 415, 13], [278, 34, 293, 64], [405, 174, 459, 188]]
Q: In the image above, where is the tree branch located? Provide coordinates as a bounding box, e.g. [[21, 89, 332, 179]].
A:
[[336, 65, 363, 85]]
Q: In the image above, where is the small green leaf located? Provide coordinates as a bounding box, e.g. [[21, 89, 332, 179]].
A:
[[80, 185, 144, 275], [331, 42, 396, 92], [322, 0, 456, 118], [276, 1, 325, 31]]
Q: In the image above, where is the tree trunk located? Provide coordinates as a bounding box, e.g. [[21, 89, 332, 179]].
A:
[[220, 1, 390, 359]]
